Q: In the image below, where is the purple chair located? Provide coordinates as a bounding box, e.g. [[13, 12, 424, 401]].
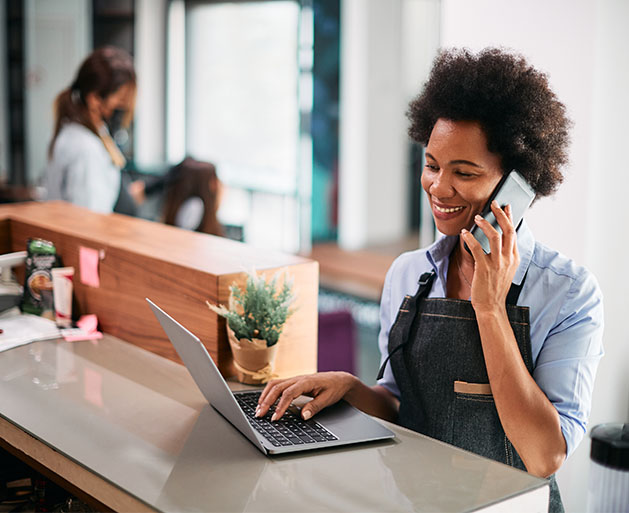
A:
[[317, 310, 356, 374]]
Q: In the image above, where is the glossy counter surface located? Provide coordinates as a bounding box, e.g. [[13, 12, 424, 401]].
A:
[[0, 337, 548, 512]]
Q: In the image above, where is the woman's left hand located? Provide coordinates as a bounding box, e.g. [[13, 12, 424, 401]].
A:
[[460, 201, 520, 313]]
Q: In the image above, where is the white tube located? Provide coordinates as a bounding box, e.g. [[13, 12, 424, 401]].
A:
[[52, 267, 74, 327]]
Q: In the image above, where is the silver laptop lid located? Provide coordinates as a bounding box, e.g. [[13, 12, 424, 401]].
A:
[[146, 298, 266, 453]]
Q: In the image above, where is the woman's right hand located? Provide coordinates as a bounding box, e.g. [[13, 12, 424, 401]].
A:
[[256, 371, 358, 422], [128, 179, 146, 205]]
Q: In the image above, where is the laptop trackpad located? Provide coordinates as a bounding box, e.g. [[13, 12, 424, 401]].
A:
[[310, 400, 395, 442]]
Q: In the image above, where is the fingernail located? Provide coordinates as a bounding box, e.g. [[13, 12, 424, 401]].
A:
[[492, 200, 498, 206], [302, 410, 312, 420], [461, 228, 468, 234], [271, 413, 278, 422], [475, 214, 482, 221], [255, 409, 262, 418]]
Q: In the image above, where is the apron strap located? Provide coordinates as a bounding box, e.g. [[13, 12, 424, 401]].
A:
[[416, 271, 437, 299], [376, 271, 436, 381], [506, 270, 528, 306]]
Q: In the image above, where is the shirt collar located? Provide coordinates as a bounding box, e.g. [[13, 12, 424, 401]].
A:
[[426, 219, 535, 286], [426, 232, 458, 286]]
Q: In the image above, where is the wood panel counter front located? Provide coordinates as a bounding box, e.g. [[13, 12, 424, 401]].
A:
[[0, 201, 318, 378]]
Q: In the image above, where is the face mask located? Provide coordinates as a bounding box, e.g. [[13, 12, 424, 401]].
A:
[[106, 109, 127, 136], [105, 109, 130, 147]]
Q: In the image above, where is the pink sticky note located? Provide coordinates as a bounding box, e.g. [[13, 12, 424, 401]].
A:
[[79, 246, 100, 287], [62, 314, 103, 341], [64, 331, 103, 342], [77, 314, 98, 333]]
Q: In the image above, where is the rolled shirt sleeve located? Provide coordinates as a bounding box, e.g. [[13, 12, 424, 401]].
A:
[[532, 267, 604, 457]]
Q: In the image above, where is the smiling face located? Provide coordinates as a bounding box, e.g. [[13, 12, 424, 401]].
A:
[[421, 119, 504, 236]]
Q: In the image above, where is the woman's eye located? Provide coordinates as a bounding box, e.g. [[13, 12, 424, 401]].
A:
[[455, 170, 474, 177], [424, 164, 439, 171]]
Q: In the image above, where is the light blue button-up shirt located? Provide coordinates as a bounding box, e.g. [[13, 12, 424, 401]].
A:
[[377, 220, 604, 457]]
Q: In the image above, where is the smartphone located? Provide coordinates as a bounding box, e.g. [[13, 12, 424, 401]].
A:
[[467, 170, 535, 254]]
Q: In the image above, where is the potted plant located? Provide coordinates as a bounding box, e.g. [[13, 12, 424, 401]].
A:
[[207, 268, 296, 384]]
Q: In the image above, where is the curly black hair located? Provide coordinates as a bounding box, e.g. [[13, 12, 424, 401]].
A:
[[407, 48, 571, 197]]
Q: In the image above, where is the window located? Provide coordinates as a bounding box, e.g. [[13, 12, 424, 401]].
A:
[[186, 1, 300, 193], [168, 0, 312, 252]]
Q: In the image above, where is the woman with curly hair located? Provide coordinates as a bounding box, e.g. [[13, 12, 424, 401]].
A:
[[256, 48, 603, 512]]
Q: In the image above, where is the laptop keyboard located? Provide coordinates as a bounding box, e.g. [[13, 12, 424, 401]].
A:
[[235, 390, 339, 447]]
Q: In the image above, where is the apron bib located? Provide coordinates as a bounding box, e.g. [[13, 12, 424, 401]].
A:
[[380, 270, 563, 513]]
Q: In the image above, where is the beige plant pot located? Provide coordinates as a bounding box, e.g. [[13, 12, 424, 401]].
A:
[[226, 325, 279, 385]]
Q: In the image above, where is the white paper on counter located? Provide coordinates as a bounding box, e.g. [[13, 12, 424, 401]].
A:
[[0, 310, 60, 353]]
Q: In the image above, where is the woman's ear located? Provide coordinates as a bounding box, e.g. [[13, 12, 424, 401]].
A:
[[84, 91, 99, 110]]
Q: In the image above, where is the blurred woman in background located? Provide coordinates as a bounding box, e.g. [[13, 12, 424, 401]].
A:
[[44, 46, 144, 213], [162, 157, 223, 236]]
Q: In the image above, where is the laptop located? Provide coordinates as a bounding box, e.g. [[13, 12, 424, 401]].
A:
[[146, 298, 396, 455]]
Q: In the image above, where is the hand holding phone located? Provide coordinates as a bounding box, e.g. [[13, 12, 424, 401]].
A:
[[468, 170, 535, 254]]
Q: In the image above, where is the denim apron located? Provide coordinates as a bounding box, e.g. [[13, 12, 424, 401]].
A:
[[378, 270, 563, 513]]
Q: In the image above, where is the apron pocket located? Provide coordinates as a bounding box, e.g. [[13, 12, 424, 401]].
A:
[[452, 385, 509, 465], [453, 380, 492, 395]]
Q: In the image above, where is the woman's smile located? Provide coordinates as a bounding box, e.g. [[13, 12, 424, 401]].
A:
[[432, 202, 466, 217]]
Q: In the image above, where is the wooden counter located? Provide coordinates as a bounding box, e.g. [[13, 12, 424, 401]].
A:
[[0, 201, 318, 378]]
